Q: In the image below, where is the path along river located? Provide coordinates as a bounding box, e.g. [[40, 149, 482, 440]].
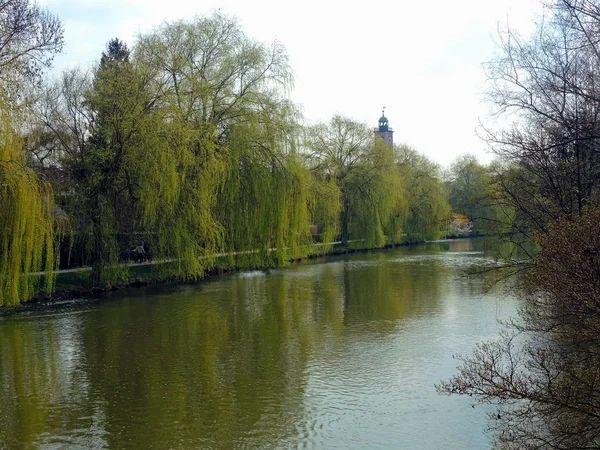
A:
[[0, 238, 520, 449]]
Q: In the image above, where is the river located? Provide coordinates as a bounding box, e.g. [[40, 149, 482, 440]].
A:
[[0, 238, 520, 449]]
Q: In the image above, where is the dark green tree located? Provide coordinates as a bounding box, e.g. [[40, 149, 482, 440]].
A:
[[78, 38, 148, 282]]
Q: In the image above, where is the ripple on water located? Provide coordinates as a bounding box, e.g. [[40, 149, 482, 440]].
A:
[[0, 239, 519, 450]]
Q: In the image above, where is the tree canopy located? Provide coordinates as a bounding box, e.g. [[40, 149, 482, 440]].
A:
[[0, 0, 63, 101], [0, 0, 61, 306], [3, 11, 455, 306]]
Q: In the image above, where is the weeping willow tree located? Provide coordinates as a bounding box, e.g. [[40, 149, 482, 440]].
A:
[[135, 13, 311, 270], [306, 172, 341, 246], [134, 118, 225, 279], [337, 148, 394, 247], [306, 115, 408, 247], [396, 144, 450, 242], [31, 13, 301, 283], [134, 13, 292, 131], [0, 0, 64, 305], [64, 38, 228, 283], [372, 137, 407, 244], [216, 104, 315, 268], [347, 137, 407, 247], [0, 109, 55, 306], [95, 39, 228, 282]]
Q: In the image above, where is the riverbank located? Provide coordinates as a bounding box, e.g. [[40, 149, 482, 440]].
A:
[[16, 240, 419, 309]]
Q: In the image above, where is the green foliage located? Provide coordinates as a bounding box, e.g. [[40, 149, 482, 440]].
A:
[[306, 173, 341, 245], [307, 115, 408, 247], [447, 154, 509, 235], [134, 12, 292, 129], [0, 0, 62, 306], [8, 11, 457, 305], [133, 13, 297, 273], [216, 104, 313, 267], [396, 145, 450, 242], [0, 110, 55, 305], [75, 38, 148, 283]]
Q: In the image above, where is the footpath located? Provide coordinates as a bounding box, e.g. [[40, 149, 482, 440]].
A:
[[32, 241, 347, 276]]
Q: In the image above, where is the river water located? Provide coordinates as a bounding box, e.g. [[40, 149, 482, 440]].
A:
[[0, 239, 520, 449]]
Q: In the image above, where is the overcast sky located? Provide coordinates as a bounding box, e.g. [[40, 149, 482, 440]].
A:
[[39, 0, 540, 167]]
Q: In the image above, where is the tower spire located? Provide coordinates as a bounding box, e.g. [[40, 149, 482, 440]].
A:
[[375, 108, 393, 146]]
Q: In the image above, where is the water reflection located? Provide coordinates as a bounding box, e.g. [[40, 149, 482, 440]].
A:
[[0, 239, 519, 449]]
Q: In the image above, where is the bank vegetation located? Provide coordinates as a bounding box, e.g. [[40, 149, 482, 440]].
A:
[[438, 1, 600, 448], [3, 3, 509, 307]]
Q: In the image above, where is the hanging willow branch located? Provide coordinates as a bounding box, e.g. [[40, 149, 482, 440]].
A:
[[0, 110, 55, 306]]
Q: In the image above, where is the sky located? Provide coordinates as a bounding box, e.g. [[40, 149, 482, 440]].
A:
[[39, 0, 540, 168]]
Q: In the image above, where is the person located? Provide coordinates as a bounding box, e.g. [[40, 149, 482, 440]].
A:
[[143, 241, 152, 263], [135, 241, 145, 263], [122, 247, 130, 263]]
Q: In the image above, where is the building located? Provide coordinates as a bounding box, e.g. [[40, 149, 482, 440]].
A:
[[375, 109, 393, 146]]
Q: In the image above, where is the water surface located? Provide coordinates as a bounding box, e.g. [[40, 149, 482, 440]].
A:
[[0, 239, 519, 449]]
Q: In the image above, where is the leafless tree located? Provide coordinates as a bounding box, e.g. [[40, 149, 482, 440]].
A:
[[0, 0, 63, 101], [439, 208, 600, 449], [482, 0, 600, 237], [441, 2, 600, 447]]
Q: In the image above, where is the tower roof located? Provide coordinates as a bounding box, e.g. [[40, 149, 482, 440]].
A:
[[378, 108, 390, 132]]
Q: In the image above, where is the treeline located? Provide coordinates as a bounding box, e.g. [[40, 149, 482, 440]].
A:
[[3, 4, 492, 306]]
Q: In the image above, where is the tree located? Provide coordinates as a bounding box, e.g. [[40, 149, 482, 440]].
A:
[[36, 39, 165, 282], [0, 108, 55, 305], [216, 106, 317, 266], [0, 0, 61, 306], [440, 1, 600, 446], [0, 0, 63, 101], [447, 155, 503, 235], [37, 37, 225, 283], [306, 115, 405, 246], [481, 0, 600, 237], [36, 15, 307, 281], [438, 207, 600, 449], [136, 13, 314, 269], [80, 39, 146, 282], [396, 145, 449, 242], [134, 12, 291, 137]]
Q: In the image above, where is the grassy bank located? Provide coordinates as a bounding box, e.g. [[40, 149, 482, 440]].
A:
[[21, 240, 397, 306]]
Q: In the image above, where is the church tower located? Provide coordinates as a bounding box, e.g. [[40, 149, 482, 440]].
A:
[[375, 108, 393, 146]]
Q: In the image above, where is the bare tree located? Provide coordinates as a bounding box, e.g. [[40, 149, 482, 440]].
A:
[[0, 0, 63, 100], [483, 0, 600, 236], [439, 208, 600, 449], [441, 2, 600, 447]]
